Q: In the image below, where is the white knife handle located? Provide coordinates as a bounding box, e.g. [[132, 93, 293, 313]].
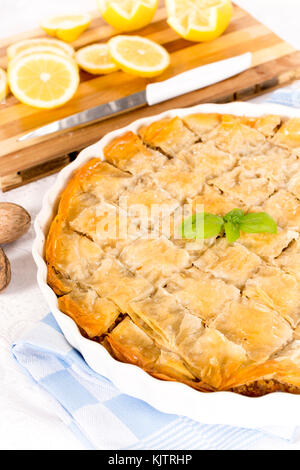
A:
[[145, 52, 252, 106]]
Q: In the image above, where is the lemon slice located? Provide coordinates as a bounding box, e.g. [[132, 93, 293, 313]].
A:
[[166, 0, 233, 42], [8, 52, 80, 109], [76, 44, 119, 75], [97, 0, 158, 32], [108, 35, 170, 77], [0, 68, 8, 101], [41, 14, 91, 42], [7, 38, 74, 61], [10, 45, 73, 63]]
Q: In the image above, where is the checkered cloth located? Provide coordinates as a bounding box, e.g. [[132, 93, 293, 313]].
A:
[[11, 314, 270, 450], [12, 89, 300, 450], [266, 86, 300, 107]]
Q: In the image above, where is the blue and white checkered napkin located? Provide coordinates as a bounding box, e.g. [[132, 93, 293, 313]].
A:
[[12, 87, 300, 450], [11, 312, 299, 450], [11, 314, 268, 450], [266, 84, 300, 107]]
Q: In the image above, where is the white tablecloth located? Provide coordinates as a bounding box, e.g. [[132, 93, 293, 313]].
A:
[[1, 0, 300, 450]]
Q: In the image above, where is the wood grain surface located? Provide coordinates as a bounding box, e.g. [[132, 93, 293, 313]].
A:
[[1, 2, 300, 191]]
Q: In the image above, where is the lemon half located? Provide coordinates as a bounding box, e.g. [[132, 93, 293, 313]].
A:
[[166, 0, 233, 42], [97, 0, 158, 32]]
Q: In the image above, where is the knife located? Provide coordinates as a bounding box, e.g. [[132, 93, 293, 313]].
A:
[[18, 52, 252, 142]]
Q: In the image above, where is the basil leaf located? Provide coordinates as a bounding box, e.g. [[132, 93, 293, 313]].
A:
[[240, 212, 277, 234], [179, 213, 224, 239], [224, 222, 240, 243], [224, 209, 245, 225], [179, 215, 196, 239]]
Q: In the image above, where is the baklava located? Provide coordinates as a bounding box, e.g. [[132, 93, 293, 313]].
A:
[[46, 113, 300, 396]]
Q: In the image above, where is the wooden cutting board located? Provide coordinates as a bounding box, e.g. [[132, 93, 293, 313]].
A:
[[1, 2, 300, 191]]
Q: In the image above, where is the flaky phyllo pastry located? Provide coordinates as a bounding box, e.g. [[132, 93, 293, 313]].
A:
[[46, 113, 300, 396]]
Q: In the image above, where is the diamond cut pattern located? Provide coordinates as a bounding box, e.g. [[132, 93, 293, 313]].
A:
[[46, 113, 300, 394]]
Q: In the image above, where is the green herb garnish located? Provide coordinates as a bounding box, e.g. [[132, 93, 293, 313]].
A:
[[180, 212, 224, 240], [179, 209, 277, 243]]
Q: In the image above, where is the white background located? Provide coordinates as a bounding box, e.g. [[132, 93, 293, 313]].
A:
[[1, 0, 300, 450]]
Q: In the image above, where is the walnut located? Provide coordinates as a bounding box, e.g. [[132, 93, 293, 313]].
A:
[[0, 247, 11, 292], [0, 202, 31, 244]]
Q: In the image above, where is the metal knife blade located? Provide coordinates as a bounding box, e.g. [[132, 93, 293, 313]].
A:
[[18, 90, 147, 141], [18, 53, 252, 142]]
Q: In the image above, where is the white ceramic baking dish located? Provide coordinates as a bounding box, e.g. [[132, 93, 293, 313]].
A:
[[33, 102, 300, 428]]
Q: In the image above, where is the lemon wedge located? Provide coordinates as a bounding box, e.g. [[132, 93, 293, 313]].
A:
[[76, 43, 119, 75], [41, 14, 91, 42], [7, 38, 74, 61], [108, 35, 170, 77], [0, 68, 8, 102], [8, 52, 79, 109], [97, 0, 158, 32], [166, 0, 233, 42]]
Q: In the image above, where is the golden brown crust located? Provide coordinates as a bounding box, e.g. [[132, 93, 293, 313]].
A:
[[242, 115, 282, 138], [46, 113, 300, 396], [182, 113, 221, 138], [138, 116, 198, 157], [103, 130, 167, 175], [104, 131, 145, 164], [272, 118, 300, 155], [47, 265, 73, 296], [105, 317, 213, 392], [59, 287, 120, 338]]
